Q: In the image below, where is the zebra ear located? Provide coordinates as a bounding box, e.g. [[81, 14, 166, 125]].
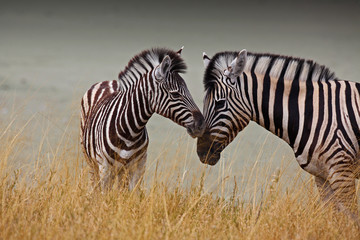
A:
[[203, 52, 211, 68], [228, 49, 247, 78], [155, 55, 172, 81], [176, 46, 184, 55]]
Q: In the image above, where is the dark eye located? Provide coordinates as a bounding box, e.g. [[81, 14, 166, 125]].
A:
[[170, 91, 182, 98], [215, 99, 226, 111]]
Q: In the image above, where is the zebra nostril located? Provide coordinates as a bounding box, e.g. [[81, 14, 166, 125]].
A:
[[191, 111, 206, 136], [198, 116, 205, 131], [187, 127, 194, 137]]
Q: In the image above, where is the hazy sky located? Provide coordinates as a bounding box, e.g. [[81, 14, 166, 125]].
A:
[[2, 0, 359, 59], [1, 0, 359, 112]]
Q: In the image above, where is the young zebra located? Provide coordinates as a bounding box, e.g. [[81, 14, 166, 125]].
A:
[[81, 47, 205, 191], [196, 49, 360, 221]]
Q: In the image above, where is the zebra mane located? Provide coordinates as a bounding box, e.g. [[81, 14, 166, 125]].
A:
[[204, 51, 336, 92], [118, 48, 187, 88]]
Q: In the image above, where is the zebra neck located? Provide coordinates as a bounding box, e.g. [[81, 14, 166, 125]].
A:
[[118, 70, 149, 91], [244, 64, 338, 155], [244, 53, 336, 84], [243, 68, 306, 148], [243, 54, 336, 149], [118, 78, 154, 137]]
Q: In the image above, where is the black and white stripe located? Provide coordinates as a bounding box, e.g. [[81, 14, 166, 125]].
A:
[[197, 49, 360, 220], [81, 47, 205, 191]]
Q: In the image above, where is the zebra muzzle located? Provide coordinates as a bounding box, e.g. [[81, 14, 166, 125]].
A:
[[186, 111, 206, 138], [196, 130, 222, 165]]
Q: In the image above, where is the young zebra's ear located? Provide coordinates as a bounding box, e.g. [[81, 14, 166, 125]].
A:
[[176, 46, 184, 55], [203, 52, 211, 68], [155, 55, 172, 81], [227, 49, 247, 78]]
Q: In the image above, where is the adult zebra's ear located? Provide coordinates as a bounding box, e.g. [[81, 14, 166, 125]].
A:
[[203, 52, 211, 68], [155, 55, 172, 81], [226, 49, 247, 78], [176, 46, 184, 55]]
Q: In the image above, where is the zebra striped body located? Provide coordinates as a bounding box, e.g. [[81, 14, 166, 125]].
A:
[[81, 48, 205, 191], [197, 50, 360, 220]]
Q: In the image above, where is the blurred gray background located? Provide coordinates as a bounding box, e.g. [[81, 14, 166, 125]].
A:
[[1, 0, 359, 191]]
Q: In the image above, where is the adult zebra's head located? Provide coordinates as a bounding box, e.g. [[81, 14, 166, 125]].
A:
[[150, 47, 205, 138], [197, 50, 251, 165]]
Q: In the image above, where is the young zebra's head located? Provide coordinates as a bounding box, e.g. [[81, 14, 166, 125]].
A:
[[197, 50, 251, 165], [148, 47, 205, 138]]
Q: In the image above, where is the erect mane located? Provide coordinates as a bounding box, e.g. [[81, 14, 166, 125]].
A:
[[204, 51, 336, 92], [118, 48, 187, 88]]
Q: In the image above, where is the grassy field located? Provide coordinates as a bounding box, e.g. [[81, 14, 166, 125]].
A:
[[0, 116, 359, 240]]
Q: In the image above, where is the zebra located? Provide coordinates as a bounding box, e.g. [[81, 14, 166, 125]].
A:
[[80, 47, 205, 191], [196, 49, 360, 222]]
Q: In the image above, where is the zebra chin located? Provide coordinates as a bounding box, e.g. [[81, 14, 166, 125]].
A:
[[198, 151, 221, 166]]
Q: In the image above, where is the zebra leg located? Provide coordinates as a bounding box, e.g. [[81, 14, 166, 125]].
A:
[[115, 163, 129, 189], [128, 154, 147, 191], [315, 176, 334, 204], [88, 166, 100, 192], [98, 161, 114, 192], [326, 167, 359, 224]]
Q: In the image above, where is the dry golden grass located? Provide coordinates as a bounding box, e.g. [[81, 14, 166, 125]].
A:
[[0, 116, 359, 240]]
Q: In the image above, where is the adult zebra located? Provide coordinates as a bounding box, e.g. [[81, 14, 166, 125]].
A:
[[196, 49, 360, 221], [81, 47, 205, 191]]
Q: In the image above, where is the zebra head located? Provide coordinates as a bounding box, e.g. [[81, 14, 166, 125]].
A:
[[150, 47, 205, 138], [197, 50, 251, 165]]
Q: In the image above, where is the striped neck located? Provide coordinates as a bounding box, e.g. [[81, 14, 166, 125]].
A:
[[119, 75, 154, 138], [244, 53, 336, 83], [239, 53, 337, 149], [204, 52, 336, 92]]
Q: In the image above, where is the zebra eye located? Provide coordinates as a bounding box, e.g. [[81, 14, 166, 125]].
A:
[[215, 99, 226, 111], [170, 91, 182, 99]]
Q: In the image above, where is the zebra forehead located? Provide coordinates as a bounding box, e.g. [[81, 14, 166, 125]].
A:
[[203, 51, 337, 92]]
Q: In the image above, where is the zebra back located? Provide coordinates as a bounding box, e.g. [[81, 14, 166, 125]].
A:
[[80, 80, 121, 143]]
